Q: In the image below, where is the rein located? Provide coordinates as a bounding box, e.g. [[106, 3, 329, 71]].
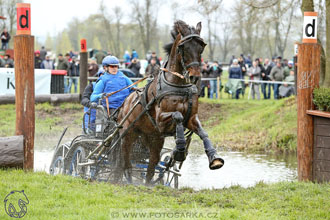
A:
[[160, 67, 184, 79], [102, 76, 148, 116]]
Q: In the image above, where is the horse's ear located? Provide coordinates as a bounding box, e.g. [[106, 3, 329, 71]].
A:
[[196, 22, 202, 35]]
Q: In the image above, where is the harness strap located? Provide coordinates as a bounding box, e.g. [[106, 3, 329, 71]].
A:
[[178, 34, 203, 46], [141, 79, 161, 132], [183, 88, 193, 126]]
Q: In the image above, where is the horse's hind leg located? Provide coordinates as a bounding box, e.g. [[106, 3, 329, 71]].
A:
[[120, 130, 138, 184], [141, 135, 164, 186]]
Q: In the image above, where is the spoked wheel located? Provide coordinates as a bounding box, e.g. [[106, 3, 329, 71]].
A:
[[68, 146, 86, 177], [90, 141, 123, 183], [162, 169, 179, 189], [49, 156, 64, 175], [49, 143, 70, 175]]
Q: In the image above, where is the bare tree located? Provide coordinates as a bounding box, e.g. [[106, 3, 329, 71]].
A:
[[6, 0, 22, 36], [232, 1, 261, 57], [0, 0, 6, 29], [99, 0, 114, 53], [129, 0, 160, 55], [67, 17, 81, 52], [272, 0, 299, 57], [214, 22, 235, 62], [191, 0, 223, 61], [113, 6, 123, 57]]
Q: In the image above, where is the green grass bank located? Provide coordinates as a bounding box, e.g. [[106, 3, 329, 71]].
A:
[[197, 97, 297, 152], [0, 170, 329, 220]]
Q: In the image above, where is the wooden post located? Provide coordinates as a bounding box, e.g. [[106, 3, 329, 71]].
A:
[[14, 3, 34, 170], [79, 39, 88, 99], [297, 43, 320, 181]]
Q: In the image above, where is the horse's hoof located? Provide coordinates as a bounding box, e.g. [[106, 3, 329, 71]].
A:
[[209, 158, 224, 170], [172, 150, 186, 162]]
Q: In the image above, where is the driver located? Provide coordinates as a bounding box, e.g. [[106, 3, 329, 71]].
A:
[[90, 55, 135, 111]]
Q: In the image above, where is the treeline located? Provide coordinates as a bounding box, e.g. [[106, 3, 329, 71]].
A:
[[43, 0, 310, 63]]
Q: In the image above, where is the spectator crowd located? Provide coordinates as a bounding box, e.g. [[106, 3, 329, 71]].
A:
[[0, 30, 294, 100], [201, 54, 295, 100]]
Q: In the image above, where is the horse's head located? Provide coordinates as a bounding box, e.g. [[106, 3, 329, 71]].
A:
[[164, 20, 207, 85]]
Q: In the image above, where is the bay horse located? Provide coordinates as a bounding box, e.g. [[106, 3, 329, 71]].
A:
[[116, 20, 224, 185]]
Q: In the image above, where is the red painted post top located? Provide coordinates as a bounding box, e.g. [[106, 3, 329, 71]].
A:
[[16, 3, 31, 35], [51, 70, 67, 76], [80, 39, 87, 52]]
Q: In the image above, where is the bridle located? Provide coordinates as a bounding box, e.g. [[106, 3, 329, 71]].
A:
[[177, 34, 207, 81]]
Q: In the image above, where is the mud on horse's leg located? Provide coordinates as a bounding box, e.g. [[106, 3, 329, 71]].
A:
[[197, 126, 224, 170], [171, 111, 186, 162], [120, 131, 137, 184]]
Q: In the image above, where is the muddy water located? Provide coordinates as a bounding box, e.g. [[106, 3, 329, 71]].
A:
[[179, 151, 297, 190], [34, 136, 297, 190]]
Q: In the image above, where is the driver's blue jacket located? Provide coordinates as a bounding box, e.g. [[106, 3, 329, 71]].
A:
[[90, 71, 134, 109]]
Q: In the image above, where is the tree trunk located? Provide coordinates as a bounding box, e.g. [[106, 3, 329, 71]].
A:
[[300, 0, 329, 87], [301, 0, 314, 12], [207, 19, 214, 61], [324, 0, 330, 87]]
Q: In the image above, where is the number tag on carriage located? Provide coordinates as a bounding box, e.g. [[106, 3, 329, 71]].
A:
[[96, 124, 102, 132]]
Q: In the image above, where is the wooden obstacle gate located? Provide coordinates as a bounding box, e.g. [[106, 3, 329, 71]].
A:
[[306, 110, 330, 182]]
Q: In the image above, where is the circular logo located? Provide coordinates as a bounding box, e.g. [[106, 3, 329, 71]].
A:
[[4, 190, 29, 218]]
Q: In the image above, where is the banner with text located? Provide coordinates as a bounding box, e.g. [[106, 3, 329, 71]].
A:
[[0, 68, 51, 95]]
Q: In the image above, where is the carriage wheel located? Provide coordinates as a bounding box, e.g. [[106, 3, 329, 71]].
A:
[[68, 146, 86, 177], [165, 174, 179, 189], [49, 156, 64, 175], [49, 143, 70, 175]]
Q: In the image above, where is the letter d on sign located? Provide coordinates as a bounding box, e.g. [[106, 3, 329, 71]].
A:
[[16, 3, 31, 35], [80, 39, 87, 52], [302, 12, 317, 43]]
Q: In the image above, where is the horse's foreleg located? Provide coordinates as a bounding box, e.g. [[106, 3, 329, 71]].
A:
[[188, 115, 224, 170], [171, 111, 186, 162]]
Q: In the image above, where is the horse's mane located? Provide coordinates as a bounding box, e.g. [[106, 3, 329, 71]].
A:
[[163, 20, 199, 56]]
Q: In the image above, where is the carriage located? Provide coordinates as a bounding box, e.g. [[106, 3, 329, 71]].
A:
[[49, 20, 224, 188], [49, 99, 190, 188]]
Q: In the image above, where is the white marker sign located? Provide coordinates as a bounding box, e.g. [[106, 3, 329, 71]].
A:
[[302, 12, 318, 43]]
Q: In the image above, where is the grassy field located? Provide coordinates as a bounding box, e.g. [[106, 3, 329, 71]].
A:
[[197, 97, 297, 152], [0, 103, 83, 138], [0, 169, 329, 220]]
